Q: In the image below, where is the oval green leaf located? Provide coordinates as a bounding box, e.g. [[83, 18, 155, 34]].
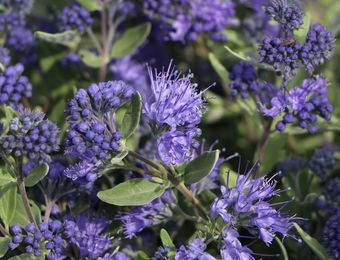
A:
[[35, 30, 80, 48], [0, 169, 15, 187], [184, 150, 220, 184], [117, 93, 142, 139], [24, 163, 49, 187], [77, 0, 101, 11], [293, 223, 328, 260], [97, 178, 165, 206], [111, 23, 151, 58], [160, 229, 175, 248], [79, 49, 103, 68], [0, 237, 10, 258], [0, 184, 17, 228]]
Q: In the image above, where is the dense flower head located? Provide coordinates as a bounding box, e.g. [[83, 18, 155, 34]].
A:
[[58, 2, 93, 33], [211, 168, 292, 245], [258, 37, 302, 79], [143, 0, 236, 42], [308, 148, 336, 179], [157, 130, 200, 165], [229, 61, 258, 99], [175, 238, 215, 260], [144, 62, 205, 130], [63, 214, 112, 259], [220, 227, 254, 260], [0, 11, 26, 32], [8, 220, 64, 258], [65, 80, 135, 161], [300, 23, 336, 75], [64, 160, 99, 190], [0, 63, 32, 108], [3, 0, 34, 13], [265, 0, 304, 34], [0, 46, 11, 67], [277, 156, 306, 176], [6, 26, 35, 51], [118, 191, 175, 239], [0, 109, 60, 162], [322, 210, 340, 259], [261, 76, 333, 133], [322, 178, 340, 203]]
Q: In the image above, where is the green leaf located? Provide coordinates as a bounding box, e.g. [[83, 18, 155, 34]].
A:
[[117, 93, 142, 139], [35, 30, 80, 48], [0, 184, 17, 228], [0, 105, 18, 135], [293, 223, 328, 260], [97, 178, 165, 206], [0, 237, 10, 258], [111, 151, 128, 165], [275, 237, 289, 260], [183, 150, 220, 184], [0, 169, 15, 187], [9, 195, 30, 227], [137, 251, 150, 260], [24, 163, 49, 187], [208, 53, 229, 83], [160, 229, 175, 248], [79, 49, 103, 68], [224, 45, 274, 71], [111, 23, 151, 58], [77, 0, 101, 11]]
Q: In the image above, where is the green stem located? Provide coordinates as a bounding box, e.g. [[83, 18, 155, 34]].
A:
[[0, 223, 9, 236], [16, 166, 37, 227], [255, 118, 273, 166], [86, 27, 102, 53]]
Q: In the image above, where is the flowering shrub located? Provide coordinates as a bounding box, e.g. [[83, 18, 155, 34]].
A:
[[0, 0, 338, 259]]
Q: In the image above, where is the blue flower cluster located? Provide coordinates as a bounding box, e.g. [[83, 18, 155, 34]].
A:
[[64, 160, 99, 190], [2, 0, 33, 13], [143, 0, 236, 42], [63, 214, 112, 259], [58, 2, 93, 33], [322, 210, 340, 259], [0, 63, 32, 108], [308, 148, 336, 179], [300, 24, 336, 75], [322, 178, 340, 204], [262, 76, 333, 133], [0, 109, 60, 162], [175, 238, 215, 259], [118, 191, 175, 238], [265, 0, 304, 35], [65, 81, 135, 161], [8, 221, 64, 258], [143, 62, 205, 165], [211, 169, 292, 250], [229, 61, 259, 99]]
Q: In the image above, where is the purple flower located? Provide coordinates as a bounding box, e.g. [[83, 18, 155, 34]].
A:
[[65, 81, 135, 161], [0, 63, 32, 108], [229, 61, 258, 99], [58, 2, 93, 33], [220, 227, 254, 260], [175, 238, 216, 260], [322, 177, 340, 203], [0, 108, 60, 163], [265, 0, 304, 35], [211, 167, 292, 245], [157, 130, 200, 165], [63, 160, 99, 190], [300, 23, 335, 75], [308, 148, 336, 179], [118, 191, 174, 238], [258, 37, 302, 79], [322, 210, 340, 259], [5, 0, 33, 13], [144, 62, 205, 131], [6, 26, 35, 51], [63, 214, 112, 259]]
